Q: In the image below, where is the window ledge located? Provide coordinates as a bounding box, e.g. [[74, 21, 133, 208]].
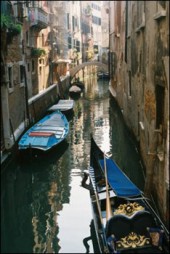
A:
[[20, 83, 24, 88], [139, 121, 145, 130], [157, 152, 164, 162], [135, 21, 145, 33], [8, 87, 14, 93], [153, 10, 166, 20]]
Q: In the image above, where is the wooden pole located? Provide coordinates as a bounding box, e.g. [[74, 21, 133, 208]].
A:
[[104, 154, 113, 221], [89, 169, 109, 253]]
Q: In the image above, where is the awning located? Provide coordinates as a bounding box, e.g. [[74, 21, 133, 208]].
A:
[[99, 158, 142, 197]]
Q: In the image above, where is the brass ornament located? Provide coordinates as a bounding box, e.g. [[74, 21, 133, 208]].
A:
[[114, 202, 144, 216], [116, 232, 151, 249]]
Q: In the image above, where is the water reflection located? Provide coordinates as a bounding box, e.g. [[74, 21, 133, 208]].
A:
[[1, 73, 145, 253], [109, 97, 145, 190]]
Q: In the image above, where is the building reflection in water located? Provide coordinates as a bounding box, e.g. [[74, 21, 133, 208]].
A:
[[1, 162, 34, 253], [31, 145, 71, 253]]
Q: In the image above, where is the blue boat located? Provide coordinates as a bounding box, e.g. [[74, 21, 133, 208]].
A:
[[18, 110, 69, 152], [82, 136, 169, 253]]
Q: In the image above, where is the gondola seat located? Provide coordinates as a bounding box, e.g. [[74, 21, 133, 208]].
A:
[[106, 214, 132, 239], [132, 211, 157, 235]]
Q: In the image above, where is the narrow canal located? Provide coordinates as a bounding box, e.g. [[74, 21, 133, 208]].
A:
[[1, 74, 145, 253]]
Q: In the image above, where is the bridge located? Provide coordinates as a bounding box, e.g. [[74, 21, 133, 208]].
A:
[[69, 61, 108, 81]]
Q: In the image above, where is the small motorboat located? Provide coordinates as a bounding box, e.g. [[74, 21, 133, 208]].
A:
[[71, 80, 84, 90], [18, 110, 69, 152], [69, 85, 82, 94], [82, 136, 169, 253]]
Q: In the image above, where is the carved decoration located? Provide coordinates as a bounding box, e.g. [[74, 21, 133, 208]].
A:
[[116, 232, 151, 249], [114, 202, 144, 216]]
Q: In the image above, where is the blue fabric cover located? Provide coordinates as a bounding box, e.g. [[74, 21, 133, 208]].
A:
[[99, 158, 142, 197]]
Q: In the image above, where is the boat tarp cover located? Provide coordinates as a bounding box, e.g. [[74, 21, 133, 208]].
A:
[[18, 111, 69, 150], [99, 158, 142, 197]]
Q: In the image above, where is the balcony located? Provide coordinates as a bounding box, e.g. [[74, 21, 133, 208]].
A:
[[28, 7, 48, 29], [1, 2, 22, 45]]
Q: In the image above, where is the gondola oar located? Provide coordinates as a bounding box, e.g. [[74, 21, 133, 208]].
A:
[[89, 167, 110, 253], [104, 153, 113, 221]]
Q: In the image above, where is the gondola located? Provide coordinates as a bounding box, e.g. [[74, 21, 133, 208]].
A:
[[82, 136, 169, 253]]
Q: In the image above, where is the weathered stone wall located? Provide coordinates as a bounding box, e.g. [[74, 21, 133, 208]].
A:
[[28, 76, 70, 124], [109, 1, 169, 225]]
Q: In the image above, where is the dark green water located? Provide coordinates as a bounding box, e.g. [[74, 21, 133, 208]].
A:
[[1, 76, 145, 253]]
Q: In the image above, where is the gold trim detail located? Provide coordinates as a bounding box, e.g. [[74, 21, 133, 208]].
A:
[[116, 232, 151, 249], [114, 202, 144, 216]]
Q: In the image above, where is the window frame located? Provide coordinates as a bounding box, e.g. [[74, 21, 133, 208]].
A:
[[19, 61, 25, 87], [7, 63, 14, 93]]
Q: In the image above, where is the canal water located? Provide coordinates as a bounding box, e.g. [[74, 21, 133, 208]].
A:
[[1, 74, 145, 253]]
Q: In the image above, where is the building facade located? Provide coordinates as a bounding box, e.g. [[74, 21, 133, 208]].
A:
[[0, 1, 84, 158], [109, 1, 169, 226]]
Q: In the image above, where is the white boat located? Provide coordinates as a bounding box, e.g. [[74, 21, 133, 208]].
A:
[[47, 99, 74, 113], [69, 85, 82, 93]]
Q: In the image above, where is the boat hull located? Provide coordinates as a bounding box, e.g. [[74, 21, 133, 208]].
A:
[[18, 111, 69, 152], [83, 136, 169, 253]]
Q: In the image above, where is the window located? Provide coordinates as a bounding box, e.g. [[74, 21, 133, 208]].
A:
[[20, 65, 25, 85], [13, 2, 24, 23], [39, 59, 44, 65], [93, 45, 98, 54], [92, 3, 101, 11], [32, 60, 35, 73], [67, 13, 70, 29], [39, 66, 42, 75], [156, 85, 165, 129], [26, 31, 29, 46], [42, 33, 44, 46], [72, 16, 75, 31], [73, 39, 76, 48], [7, 65, 13, 91], [27, 63, 30, 72], [92, 16, 101, 25], [76, 41, 80, 52], [68, 36, 72, 49], [128, 71, 132, 97]]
